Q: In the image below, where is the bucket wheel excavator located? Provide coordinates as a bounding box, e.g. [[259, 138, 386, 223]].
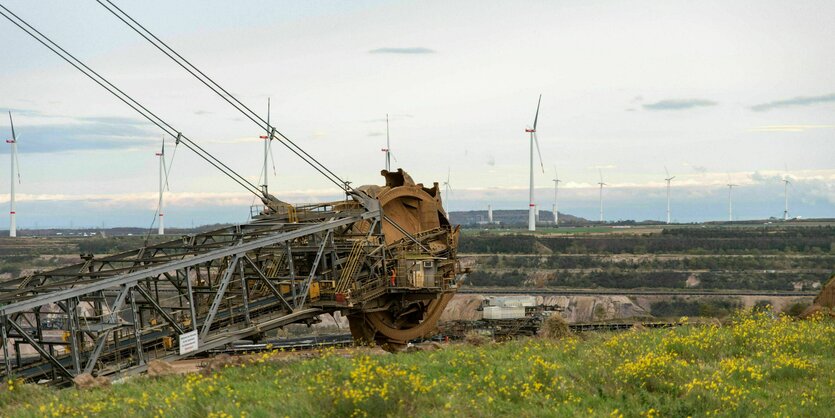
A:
[[0, 169, 461, 384]]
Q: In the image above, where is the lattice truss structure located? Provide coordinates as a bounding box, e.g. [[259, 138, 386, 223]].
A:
[[0, 206, 379, 382]]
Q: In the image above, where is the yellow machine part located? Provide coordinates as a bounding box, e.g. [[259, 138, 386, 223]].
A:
[[162, 336, 175, 349], [308, 282, 320, 300], [278, 280, 320, 300]]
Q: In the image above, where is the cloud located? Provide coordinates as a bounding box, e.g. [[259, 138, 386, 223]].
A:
[[2, 189, 346, 207], [77, 116, 151, 126], [0, 119, 157, 154], [750, 93, 835, 112], [368, 47, 436, 54], [642, 99, 717, 111], [3, 108, 46, 118], [748, 124, 835, 133]]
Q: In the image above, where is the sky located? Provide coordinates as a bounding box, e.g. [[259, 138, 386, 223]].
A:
[[0, 0, 833, 228]]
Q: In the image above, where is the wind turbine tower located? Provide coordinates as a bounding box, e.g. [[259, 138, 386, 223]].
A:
[[726, 183, 737, 222], [259, 97, 276, 195], [6, 112, 19, 238], [525, 95, 545, 231], [552, 168, 561, 226], [382, 114, 392, 171], [664, 167, 675, 224], [156, 138, 170, 235], [598, 169, 606, 223], [782, 177, 790, 221]]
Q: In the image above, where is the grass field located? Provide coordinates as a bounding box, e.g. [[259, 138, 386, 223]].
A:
[[1, 309, 832, 417]]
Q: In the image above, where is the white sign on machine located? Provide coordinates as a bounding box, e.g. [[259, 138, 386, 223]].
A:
[[179, 330, 199, 355]]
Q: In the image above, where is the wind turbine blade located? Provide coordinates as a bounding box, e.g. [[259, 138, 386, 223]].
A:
[[670, 176, 675, 181], [268, 139, 277, 175], [390, 151, 398, 163], [8, 111, 16, 140], [14, 142, 21, 184], [533, 132, 545, 173], [162, 156, 170, 191], [599, 168, 603, 183], [160, 138, 170, 190], [533, 94, 542, 131], [664, 165, 670, 178]]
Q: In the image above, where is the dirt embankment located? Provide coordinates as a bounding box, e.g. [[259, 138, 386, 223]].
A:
[[441, 293, 816, 323], [441, 294, 651, 323]]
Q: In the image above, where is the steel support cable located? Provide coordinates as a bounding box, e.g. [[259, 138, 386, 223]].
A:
[[0, 4, 263, 197], [96, 0, 352, 192]]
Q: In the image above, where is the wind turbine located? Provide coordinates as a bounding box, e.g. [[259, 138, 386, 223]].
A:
[[726, 183, 737, 222], [259, 98, 277, 195], [782, 167, 791, 221], [598, 169, 606, 223], [664, 166, 675, 224], [381, 114, 397, 172], [6, 112, 20, 238], [155, 137, 170, 235], [552, 167, 561, 226], [525, 95, 545, 231], [443, 168, 452, 220]]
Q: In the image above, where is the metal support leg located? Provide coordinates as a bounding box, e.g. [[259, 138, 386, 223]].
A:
[[1, 316, 11, 377], [200, 255, 240, 340], [185, 267, 198, 331], [68, 299, 82, 373], [285, 243, 297, 308], [129, 289, 145, 366], [239, 261, 252, 327]]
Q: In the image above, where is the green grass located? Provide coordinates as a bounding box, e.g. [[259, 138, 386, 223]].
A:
[[3, 310, 834, 417]]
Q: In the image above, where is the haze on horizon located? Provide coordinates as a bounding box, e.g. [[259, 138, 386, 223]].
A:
[[0, 0, 833, 228]]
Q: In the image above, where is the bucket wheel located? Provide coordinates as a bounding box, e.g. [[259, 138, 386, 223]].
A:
[[348, 292, 454, 352]]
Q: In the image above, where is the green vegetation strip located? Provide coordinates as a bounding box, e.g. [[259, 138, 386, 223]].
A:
[[2, 311, 833, 417]]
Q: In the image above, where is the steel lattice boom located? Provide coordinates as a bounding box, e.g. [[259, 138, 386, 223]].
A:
[[0, 170, 461, 385]]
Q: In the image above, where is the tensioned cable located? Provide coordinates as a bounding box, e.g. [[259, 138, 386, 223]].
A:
[[0, 3, 263, 197], [96, 0, 354, 193]]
